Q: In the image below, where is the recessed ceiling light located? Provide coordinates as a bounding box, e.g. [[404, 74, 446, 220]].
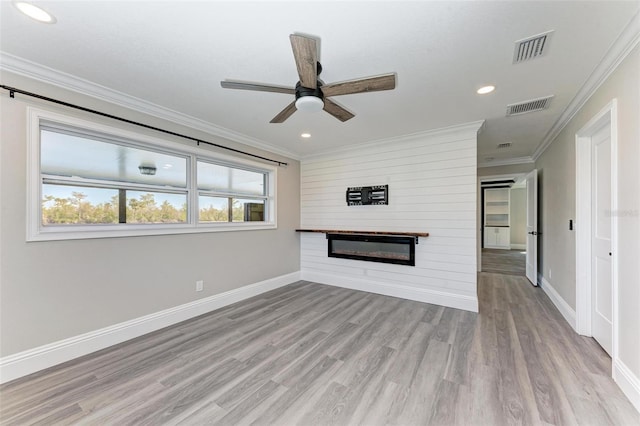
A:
[[477, 85, 495, 95], [13, 2, 56, 23], [301, 133, 311, 138], [163, 164, 173, 169]]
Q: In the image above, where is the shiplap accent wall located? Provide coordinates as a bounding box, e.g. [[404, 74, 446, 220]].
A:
[[300, 121, 483, 312]]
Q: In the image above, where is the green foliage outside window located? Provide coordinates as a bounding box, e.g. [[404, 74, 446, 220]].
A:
[[42, 192, 259, 224], [42, 192, 190, 224]]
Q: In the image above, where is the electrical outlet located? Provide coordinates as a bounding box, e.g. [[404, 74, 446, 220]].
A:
[[548, 269, 552, 279], [196, 280, 204, 292]]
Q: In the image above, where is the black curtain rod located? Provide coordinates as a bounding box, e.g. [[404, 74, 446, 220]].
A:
[[0, 85, 288, 167]]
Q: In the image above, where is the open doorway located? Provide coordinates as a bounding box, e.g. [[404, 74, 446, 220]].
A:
[[478, 172, 537, 283]]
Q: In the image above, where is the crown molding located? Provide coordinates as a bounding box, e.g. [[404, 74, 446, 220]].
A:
[[477, 156, 535, 169], [302, 120, 485, 161], [0, 52, 301, 161], [532, 10, 640, 161]]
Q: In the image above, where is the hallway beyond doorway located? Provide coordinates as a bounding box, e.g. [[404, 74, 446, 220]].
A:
[[482, 248, 526, 276]]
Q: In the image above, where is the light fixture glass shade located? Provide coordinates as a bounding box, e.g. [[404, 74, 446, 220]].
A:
[[295, 96, 324, 113]]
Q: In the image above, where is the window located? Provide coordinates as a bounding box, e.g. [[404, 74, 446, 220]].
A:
[[197, 160, 267, 223], [41, 127, 189, 225], [28, 108, 276, 241]]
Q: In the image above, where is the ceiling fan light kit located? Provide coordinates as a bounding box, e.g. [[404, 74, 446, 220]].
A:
[[295, 96, 324, 113], [221, 33, 396, 123], [295, 79, 325, 113]]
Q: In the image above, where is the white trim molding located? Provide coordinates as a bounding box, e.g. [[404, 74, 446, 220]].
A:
[[301, 270, 479, 313], [539, 275, 577, 331], [574, 100, 619, 352], [477, 156, 535, 169], [0, 52, 300, 161], [510, 244, 526, 250], [614, 359, 640, 414], [532, 10, 639, 161], [0, 271, 300, 384]]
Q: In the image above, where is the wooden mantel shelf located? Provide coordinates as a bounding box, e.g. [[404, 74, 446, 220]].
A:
[[296, 229, 429, 237]]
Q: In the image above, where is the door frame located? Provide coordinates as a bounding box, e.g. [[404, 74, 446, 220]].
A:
[[524, 169, 538, 286], [477, 173, 526, 272], [575, 99, 618, 362]]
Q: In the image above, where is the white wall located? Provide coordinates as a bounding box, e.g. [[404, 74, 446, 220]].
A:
[[535, 45, 639, 408], [477, 163, 535, 177], [0, 72, 301, 360], [300, 122, 482, 312]]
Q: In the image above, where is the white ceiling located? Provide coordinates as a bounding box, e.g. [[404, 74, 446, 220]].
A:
[[1, 1, 638, 163]]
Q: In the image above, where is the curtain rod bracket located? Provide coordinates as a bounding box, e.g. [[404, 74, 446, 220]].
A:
[[9, 90, 14, 98]]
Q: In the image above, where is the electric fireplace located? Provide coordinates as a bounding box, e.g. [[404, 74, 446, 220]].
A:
[[327, 233, 415, 266]]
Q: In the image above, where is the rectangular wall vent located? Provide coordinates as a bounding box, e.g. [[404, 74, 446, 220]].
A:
[[496, 142, 512, 149], [506, 95, 553, 116], [513, 30, 553, 64]]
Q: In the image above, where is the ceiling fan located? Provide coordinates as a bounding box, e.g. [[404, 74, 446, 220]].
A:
[[220, 34, 397, 123]]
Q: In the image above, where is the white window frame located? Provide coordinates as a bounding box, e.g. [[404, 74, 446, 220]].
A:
[[196, 158, 269, 223], [27, 107, 277, 241]]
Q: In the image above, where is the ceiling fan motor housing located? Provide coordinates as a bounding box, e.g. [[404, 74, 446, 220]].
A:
[[295, 81, 324, 101]]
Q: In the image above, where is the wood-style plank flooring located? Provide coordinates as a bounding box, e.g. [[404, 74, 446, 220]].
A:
[[482, 248, 526, 276], [1, 274, 638, 425]]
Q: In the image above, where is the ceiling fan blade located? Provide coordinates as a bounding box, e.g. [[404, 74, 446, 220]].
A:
[[321, 73, 396, 97], [290, 34, 318, 89], [221, 80, 295, 95], [323, 98, 355, 122], [270, 101, 297, 123]]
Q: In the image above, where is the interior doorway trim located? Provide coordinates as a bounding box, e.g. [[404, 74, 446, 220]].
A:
[[575, 99, 618, 359], [477, 173, 526, 272]]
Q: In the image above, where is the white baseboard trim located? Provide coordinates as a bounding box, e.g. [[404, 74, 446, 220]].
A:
[[539, 275, 577, 331], [538, 278, 640, 414], [614, 359, 640, 414], [301, 270, 478, 313], [510, 244, 526, 250], [0, 271, 300, 384]]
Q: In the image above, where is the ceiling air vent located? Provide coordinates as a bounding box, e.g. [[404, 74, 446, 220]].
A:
[[497, 142, 512, 149], [513, 30, 553, 64], [506, 95, 553, 116]]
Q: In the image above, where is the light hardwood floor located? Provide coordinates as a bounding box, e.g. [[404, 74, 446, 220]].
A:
[[1, 274, 638, 425], [482, 248, 526, 276]]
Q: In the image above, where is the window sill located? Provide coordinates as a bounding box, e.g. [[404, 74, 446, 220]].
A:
[[28, 222, 278, 242]]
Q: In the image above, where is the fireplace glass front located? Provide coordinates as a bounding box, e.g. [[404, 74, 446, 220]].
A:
[[327, 234, 415, 266]]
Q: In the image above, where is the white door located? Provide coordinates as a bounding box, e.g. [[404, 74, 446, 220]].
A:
[[525, 169, 538, 286], [591, 123, 612, 355]]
